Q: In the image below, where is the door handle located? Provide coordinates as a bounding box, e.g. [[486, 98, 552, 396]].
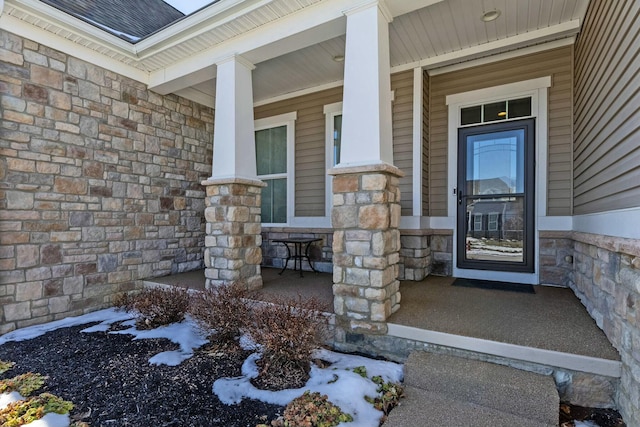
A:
[[458, 189, 463, 205]]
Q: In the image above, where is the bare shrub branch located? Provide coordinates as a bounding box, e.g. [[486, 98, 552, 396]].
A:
[[189, 284, 250, 343], [114, 287, 190, 329], [246, 295, 330, 390]]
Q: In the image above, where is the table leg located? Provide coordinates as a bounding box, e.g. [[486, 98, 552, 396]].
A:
[[278, 243, 292, 275], [304, 241, 318, 273]]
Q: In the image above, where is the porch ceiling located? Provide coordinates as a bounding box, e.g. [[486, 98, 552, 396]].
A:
[[1, 0, 589, 105]]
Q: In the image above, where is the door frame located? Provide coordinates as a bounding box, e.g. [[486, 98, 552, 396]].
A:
[[456, 118, 536, 273], [445, 77, 551, 284]]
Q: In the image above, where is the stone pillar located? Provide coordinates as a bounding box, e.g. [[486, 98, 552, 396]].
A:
[[202, 55, 264, 290], [330, 164, 403, 335], [202, 178, 265, 290]]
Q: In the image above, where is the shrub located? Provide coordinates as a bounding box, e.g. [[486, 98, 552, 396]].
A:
[[0, 373, 46, 397], [269, 391, 353, 427], [114, 287, 190, 329], [365, 376, 405, 424], [0, 361, 15, 375], [246, 296, 329, 390], [0, 393, 73, 426], [189, 284, 250, 343]]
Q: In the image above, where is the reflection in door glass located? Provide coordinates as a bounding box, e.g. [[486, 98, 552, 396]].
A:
[[464, 129, 525, 264], [465, 196, 523, 263]]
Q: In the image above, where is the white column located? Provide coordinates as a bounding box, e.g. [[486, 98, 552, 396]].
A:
[[211, 55, 257, 180], [338, 1, 394, 167]]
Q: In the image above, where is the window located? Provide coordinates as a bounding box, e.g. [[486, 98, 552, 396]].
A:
[[255, 112, 296, 224], [488, 213, 499, 231], [473, 213, 483, 231], [461, 97, 532, 126], [324, 102, 343, 216]]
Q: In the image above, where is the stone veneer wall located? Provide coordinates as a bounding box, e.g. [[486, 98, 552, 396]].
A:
[[571, 232, 640, 423], [0, 30, 213, 334]]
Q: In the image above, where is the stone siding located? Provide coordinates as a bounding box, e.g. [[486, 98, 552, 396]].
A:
[[571, 232, 640, 423], [399, 231, 431, 281], [0, 30, 213, 334], [539, 231, 575, 286]]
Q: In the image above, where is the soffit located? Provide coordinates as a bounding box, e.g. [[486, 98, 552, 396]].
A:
[[2, 0, 589, 104]]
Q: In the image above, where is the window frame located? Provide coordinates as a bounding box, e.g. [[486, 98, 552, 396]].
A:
[[254, 112, 297, 226], [324, 102, 343, 217]]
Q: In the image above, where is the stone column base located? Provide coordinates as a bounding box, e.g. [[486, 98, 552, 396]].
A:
[[329, 163, 404, 335], [202, 178, 266, 291]]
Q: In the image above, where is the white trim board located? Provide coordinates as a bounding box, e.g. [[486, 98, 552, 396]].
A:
[[574, 207, 640, 240], [447, 77, 552, 284], [388, 323, 622, 378]]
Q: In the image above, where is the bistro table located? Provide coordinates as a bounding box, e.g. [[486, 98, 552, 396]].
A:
[[272, 237, 322, 277]]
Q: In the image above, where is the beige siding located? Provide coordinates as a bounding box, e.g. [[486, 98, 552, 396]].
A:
[[391, 70, 415, 215], [254, 86, 343, 217], [422, 70, 430, 216], [429, 46, 574, 216], [574, 0, 640, 214], [254, 71, 414, 218]]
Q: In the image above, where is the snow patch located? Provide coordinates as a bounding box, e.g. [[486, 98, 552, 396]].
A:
[[213, 349, 403, 427]]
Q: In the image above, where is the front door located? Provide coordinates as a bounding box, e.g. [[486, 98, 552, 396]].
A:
[[457, 119, 535, 273]]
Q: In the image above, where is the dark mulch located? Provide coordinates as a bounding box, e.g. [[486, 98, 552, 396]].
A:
[[0, 322, 282, 427], [560, 403, 626, 427]]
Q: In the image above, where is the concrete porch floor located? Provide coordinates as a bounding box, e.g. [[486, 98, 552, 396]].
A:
[[144, 268, 620, 371]]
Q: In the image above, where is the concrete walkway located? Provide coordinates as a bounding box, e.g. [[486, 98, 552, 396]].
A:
[[384, 352, 559, 427]]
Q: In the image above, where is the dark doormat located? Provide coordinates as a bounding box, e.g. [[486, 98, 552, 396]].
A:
[[452, 278, 535, 294]]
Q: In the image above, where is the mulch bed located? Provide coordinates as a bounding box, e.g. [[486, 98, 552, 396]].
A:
[[0, 323, 282, 427], [0, 321, 628, 427]]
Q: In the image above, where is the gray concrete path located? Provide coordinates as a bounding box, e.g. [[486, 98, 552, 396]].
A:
[[384, 352, 559, 427]]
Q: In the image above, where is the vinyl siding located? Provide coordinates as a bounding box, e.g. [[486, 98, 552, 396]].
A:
[[254, 71, 414, 217], [254, 86, 343, 217], [391, 70, 415, 215], [573, 0, 640, 214], [422, 70, 430, 216], [429, 46, 574, 216]]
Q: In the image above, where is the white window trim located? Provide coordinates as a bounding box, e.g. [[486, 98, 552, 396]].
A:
[[446, 76, 551, 285], [254, 112, 297, 226], [324, 102, 343, 218]]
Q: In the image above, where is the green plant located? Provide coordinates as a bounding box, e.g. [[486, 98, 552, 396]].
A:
[[0, 373, 46, 397], [246, 296, 330, 390], [189, 284, 249, 343], [365, 376, 405, 423], [270, 391, 353, 427], [352, 366, 367, 378], [0, 361, 15, 375], [0, 393, 73, 427], [114, 287, 190, 329]]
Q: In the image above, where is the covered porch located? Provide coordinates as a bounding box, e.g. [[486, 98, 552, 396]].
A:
[[145, 267, 621, 407]]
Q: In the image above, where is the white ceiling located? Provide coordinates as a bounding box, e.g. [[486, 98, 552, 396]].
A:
[[2, 0, 589, 106], [177, 0, 589, 104]]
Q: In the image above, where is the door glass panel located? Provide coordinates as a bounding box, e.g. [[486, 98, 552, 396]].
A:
[[465, 130, 524, 195], [464, 196, 524, 263], [463, 129, 525, 264]]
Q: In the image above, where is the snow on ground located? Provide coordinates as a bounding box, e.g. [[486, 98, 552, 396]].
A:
[[214, 348, 403, 427], [1, 309, 404, 427]]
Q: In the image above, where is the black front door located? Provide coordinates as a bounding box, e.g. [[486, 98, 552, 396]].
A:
[[457, 119, 535, 273]]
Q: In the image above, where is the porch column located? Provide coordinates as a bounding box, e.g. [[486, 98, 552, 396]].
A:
[[330, 0, 403, 337], [202, 55, 265, 291]]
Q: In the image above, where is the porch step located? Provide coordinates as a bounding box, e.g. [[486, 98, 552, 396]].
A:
[[384, 352, 559, 427]]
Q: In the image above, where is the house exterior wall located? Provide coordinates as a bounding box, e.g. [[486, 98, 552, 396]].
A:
[[0, 30, 213, 334], [428, 46, 574, 216], [255, 86, 343, 217], [421, 70, 430, 216], [253, 70, 415, 219], [571, 0, 640, 424], [573, 0, 640, 214]]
